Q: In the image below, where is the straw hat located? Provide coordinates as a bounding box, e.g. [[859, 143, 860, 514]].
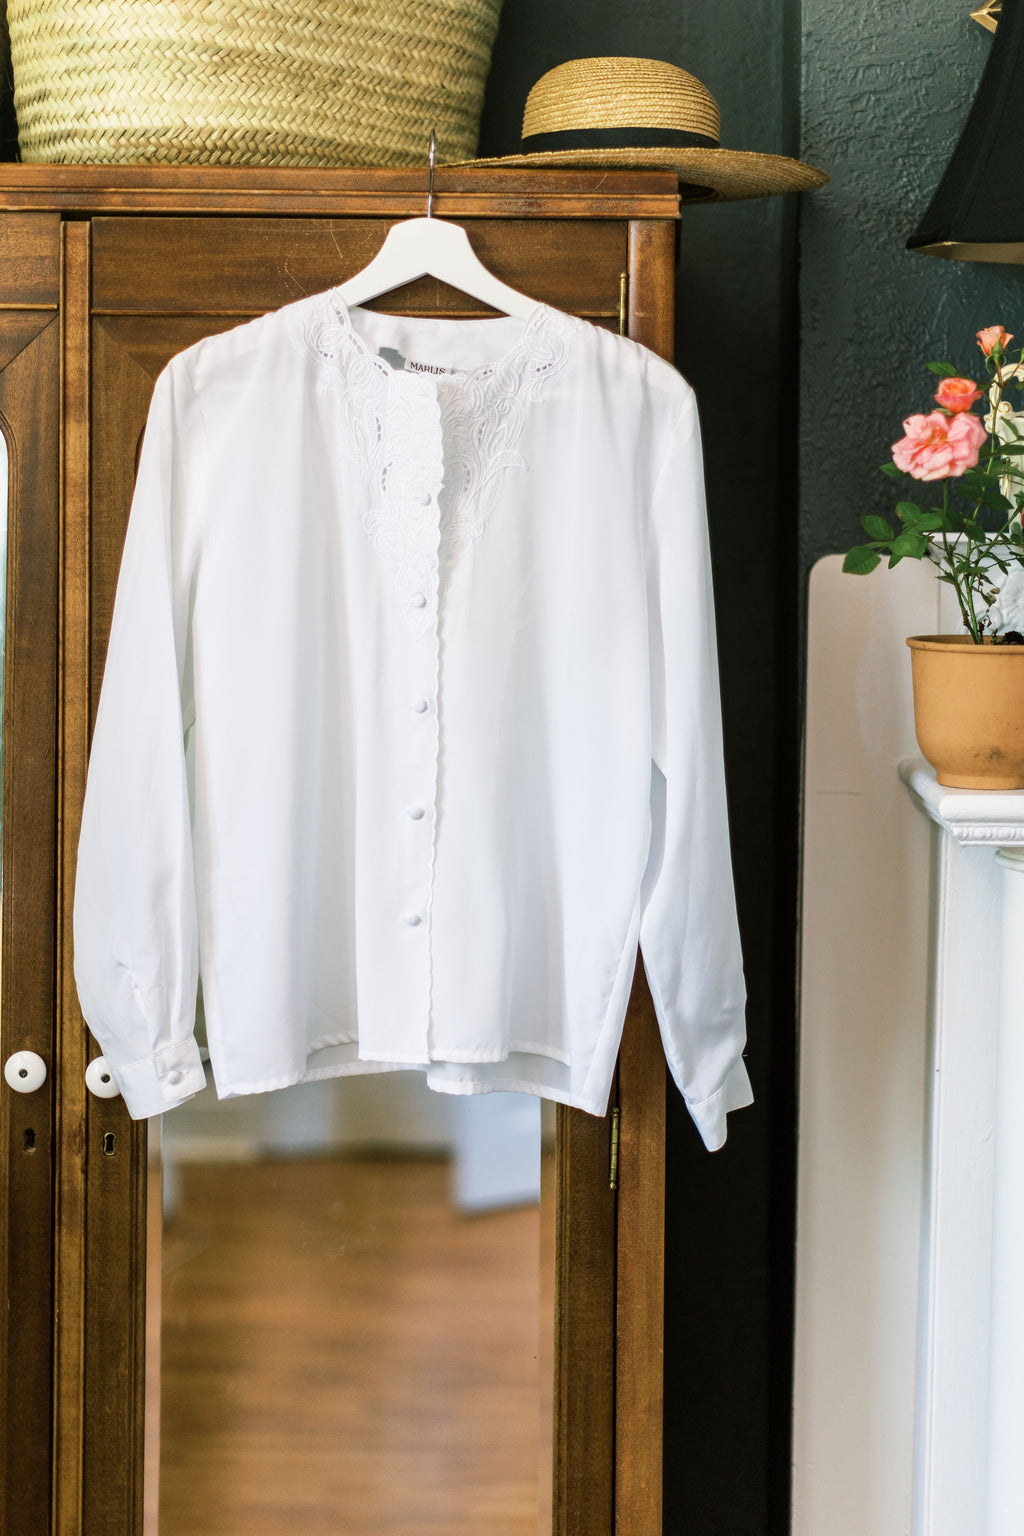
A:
[[446, 56, 829, 202]]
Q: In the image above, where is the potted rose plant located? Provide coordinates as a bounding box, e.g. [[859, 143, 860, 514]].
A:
[[845, 324, 1024, 789]]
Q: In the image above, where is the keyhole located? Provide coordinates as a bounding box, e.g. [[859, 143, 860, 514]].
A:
[[102, 1132, 117, 1157], [17, 1067, 27, 1079], [23, 1128, 35, 1152]]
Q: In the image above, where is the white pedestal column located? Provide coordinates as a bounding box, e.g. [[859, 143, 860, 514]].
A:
[[900, 763, 1024, 1536], [910, 829, 999, 1536], [985, 848, 1024, 1535]]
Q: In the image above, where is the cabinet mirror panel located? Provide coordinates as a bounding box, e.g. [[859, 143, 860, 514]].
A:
[[145, 1072, 555, 1536]]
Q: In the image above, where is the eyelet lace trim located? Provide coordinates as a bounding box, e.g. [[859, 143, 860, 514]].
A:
[[435, 307, 579, 553], [297, 296, 443, 635], [295, 293, 581, 627]]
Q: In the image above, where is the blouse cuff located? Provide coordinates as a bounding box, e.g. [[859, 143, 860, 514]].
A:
[[111, 1037, 207, 1120], [686, 1057, 754, 1152]]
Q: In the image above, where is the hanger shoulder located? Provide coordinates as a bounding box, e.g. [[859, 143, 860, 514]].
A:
[[338, 217, 540, 321]]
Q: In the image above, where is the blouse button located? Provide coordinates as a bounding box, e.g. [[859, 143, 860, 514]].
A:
[[411, 593, 427, 609], [412, 700, 429, 714], [166, 1069, 184, 1087], [404, 914, 422, 927], [407, 807, 425, 821], [416, 492, 432, 506]]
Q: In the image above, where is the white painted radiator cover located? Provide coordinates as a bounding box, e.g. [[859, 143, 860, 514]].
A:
[[794, 556, 1024, 1536]]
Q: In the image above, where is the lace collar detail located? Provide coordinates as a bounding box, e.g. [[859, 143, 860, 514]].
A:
[[296, 292, 583, 629], [308, 289, 580, 399]]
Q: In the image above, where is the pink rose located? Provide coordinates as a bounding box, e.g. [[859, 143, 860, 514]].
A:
[[891, 410, 987, 480], [934, 375, 982, 413], [977, 325, 1013, 357]]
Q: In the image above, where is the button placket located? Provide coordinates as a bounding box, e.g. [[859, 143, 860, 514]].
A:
[[395, 380, 443, 1057], [401, 681, 437, 942]]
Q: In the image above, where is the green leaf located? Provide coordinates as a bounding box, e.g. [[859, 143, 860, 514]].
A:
[[1011, 524, 1024, 546], [993, 442, 1024, 454], [895, 500, 922, 522], [889, 531, 929, 559], [843, 546, 881, 575], [926, 361, 958, 377], [861, 514, 894, 539], [888, 552, 904, 568], [880, 461, 904, 479], [914, 512, 948, 532]]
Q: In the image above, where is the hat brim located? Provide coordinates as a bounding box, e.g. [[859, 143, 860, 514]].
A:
[[440, 146, 829, 202]]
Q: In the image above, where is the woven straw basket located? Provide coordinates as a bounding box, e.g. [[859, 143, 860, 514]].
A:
[[8, 0, 501, 166]]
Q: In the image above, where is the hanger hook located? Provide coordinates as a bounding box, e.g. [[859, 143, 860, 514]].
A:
[[427, 128, 436, 218]]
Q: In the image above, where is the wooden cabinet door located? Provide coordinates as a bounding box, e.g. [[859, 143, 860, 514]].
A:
[[41, 202, 674, 1536], [0, 212, 61, 1536]]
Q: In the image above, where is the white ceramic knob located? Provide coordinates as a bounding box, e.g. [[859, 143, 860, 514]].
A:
[[4, 1050, 47, 1093], [85, 1056, 121, 1099]]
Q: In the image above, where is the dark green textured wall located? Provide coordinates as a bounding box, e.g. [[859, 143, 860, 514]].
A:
[[799, 0, 1024, 572]]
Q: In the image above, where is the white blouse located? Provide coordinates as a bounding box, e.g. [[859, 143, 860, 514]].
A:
[[72, 289, 752, 1150]]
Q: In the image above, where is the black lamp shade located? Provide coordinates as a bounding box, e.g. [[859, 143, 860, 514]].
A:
[[908, 0, 1024, 261]]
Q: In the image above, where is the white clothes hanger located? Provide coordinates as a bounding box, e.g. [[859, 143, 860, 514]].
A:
[[338, 130, 540, 322]]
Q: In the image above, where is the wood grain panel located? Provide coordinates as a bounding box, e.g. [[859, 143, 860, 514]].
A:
[[553, 1104, 616, 1536], [0, 210, 60, 307], [93, 315, 239, 385], [81, 1104, 148, 1533], [615, 968, 667, 1536], [54, 217, 91, 1536], [627, 221, 677, 362], [0, 310, 60, 371], [0, 308, 60, 1536], [615, 235, 673, 1536], [0, 165, 680, 223], [91, 216, 629, 319]]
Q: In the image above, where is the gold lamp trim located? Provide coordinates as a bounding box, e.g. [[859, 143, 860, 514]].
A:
[[972, 0, 1002, 33]]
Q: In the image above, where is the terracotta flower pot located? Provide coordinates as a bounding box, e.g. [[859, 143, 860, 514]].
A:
[[906, 635, 1024, 789]]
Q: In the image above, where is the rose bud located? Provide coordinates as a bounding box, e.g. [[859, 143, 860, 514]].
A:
[[934, 375, 983, 413], [977, 325, 1014, 357]]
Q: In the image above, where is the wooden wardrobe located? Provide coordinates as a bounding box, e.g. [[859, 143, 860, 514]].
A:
[[0, 164, 681, 1536]]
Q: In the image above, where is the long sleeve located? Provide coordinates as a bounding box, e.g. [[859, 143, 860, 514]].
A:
[[639, 391, 752, 1150], [73, 361, 208, 1119]]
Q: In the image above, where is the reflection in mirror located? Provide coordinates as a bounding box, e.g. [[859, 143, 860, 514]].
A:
[[146, 1069, 555, 1536], [0, 427, 7, 867]]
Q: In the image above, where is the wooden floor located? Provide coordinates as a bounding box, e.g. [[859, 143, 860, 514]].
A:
[[148, 1156, 550, 1536]]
